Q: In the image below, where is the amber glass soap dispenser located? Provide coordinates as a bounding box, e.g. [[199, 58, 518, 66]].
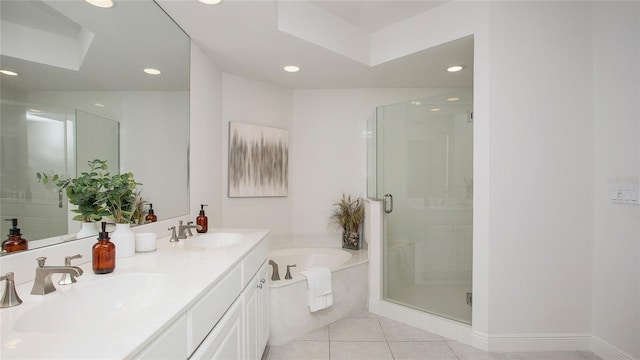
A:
[[196, 204, 208, 233], [93, 222, 115, 274], [145, 203, 157, 223], [2, 218, 28, 253]]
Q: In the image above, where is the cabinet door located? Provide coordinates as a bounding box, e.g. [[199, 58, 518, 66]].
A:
[[257, 262, 270, 354], [135, 315, 188, 360], [244, 272, 260, 360], [190, 301, 243, 360]]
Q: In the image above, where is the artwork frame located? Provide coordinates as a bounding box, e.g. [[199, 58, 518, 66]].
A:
[[228, 122, 289, 198]]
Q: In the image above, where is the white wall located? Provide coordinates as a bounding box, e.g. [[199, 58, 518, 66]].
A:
[[220, 74, 293, 236], [290, 89, 364, 244], [591, 3, 640, 359], [487, 1, 594, 338]]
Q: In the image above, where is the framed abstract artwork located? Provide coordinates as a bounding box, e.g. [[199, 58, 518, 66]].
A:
[[228, 122, 289, 197]]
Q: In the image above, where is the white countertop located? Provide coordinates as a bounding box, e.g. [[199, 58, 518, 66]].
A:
[[0, 229, 269, 359]]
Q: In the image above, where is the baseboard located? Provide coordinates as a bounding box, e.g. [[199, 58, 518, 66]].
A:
[[484, 332, 592, 352], [591, 336, 638, 360]]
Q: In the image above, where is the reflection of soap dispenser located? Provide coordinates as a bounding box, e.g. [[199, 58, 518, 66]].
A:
[[145, 203, 157, 223], [2, 218, 28, 253], [196, 204, 208, 233], [92, 222, 115, 274]]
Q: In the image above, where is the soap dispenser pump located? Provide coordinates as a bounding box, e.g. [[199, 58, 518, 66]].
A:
[[92, 222, 115, 274], [2, 218, 28, 253], [145, 203, 157, 223], [196, 204, 208, 233]]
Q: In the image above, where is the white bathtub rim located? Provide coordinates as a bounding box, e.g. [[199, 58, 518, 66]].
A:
[[268, 247, 368, 288]]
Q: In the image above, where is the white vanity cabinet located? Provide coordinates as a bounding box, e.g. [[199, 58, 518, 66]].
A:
[[133, 236, 269, 360]]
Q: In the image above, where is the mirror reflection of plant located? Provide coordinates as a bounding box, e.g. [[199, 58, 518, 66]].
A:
[[131, 190, 149, 225], [36, 159, 109, 222], [100, 172, 141, 224]]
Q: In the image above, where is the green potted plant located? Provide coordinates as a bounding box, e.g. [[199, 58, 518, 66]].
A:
[[36, 159, 110, 238], [99, 169, 141, 258], [329, 194, 365, 250]]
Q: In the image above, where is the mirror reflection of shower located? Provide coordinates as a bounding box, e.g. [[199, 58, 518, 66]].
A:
[[367, 89, 474, 324], [0, 100, 118, 242]]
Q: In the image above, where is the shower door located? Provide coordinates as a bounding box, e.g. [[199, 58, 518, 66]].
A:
[[369, 91, 473, 324]]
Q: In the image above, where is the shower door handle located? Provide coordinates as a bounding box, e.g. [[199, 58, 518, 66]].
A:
[[384, 193, 393, 214]]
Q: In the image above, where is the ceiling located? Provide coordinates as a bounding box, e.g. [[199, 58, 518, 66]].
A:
[[157, 0, 473, 89], [309, 1, 446, 32]]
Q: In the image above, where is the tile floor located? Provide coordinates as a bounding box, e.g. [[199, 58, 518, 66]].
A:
[[265, 312, 603, 360]]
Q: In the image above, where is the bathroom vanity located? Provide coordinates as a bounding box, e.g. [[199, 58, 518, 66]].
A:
[[0, 229, 269, 359]]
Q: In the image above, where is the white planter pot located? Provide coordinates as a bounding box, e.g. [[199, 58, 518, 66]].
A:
[[76, 221, 98, 239], [111, 223, 135, 258]]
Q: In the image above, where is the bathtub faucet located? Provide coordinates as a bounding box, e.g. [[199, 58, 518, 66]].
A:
[[269, 260, 280, 281], [285, 264, 296, 280]]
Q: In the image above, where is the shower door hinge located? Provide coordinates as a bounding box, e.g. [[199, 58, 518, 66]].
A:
[[466, 292, 472, 306]]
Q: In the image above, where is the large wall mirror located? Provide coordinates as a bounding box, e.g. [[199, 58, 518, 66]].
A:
[[0, 0, 190, 253]]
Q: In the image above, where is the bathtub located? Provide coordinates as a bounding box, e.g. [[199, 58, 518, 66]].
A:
[[268, 247, 369, 345], [268, 248, 353, 284]]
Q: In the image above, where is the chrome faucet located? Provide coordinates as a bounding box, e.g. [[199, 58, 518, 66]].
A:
[[269, 260, 280, 281], [31, 257, 84, 295], [58, 254, 83, 285], [1, 272, 22, 308], [177, 220, 201, 240]]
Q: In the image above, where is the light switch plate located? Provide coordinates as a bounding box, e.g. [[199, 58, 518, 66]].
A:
[[610, 185, 639, 205]]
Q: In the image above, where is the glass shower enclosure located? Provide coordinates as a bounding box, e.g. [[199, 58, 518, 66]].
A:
[[367, 90, 473, 324]]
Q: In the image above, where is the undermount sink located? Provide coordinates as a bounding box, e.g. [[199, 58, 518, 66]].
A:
[[15, 273, 171, 333], [184, 232, 243, 248]]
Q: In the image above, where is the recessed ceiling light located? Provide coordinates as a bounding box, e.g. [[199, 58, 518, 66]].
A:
[[0, 70, 19, 76], [447, 65, 464, 72], [144, 68, 161, 75], [198, 0, 223, 4], [28, 109, 41, 113], [85, 0, 115, 8], [94, 103, 105, 108], [447, 97, 460, 102], [283, 65, 300, 73], [430, 108, 441, 112]]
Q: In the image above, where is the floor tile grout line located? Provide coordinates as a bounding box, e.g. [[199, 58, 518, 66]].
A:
[[375, 314, 396, 360], [443, 338, 462, 360]]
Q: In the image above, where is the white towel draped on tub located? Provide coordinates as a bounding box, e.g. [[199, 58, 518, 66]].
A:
[[300, 267, 333, 312]]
